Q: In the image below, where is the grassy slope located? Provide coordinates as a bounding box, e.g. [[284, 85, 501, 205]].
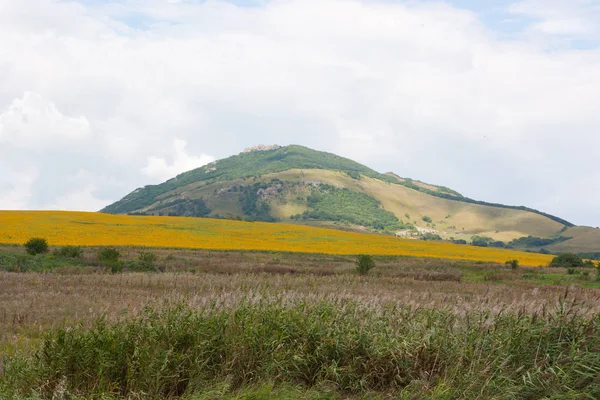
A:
[[138, 168, 565, 242], [269, 170, 564, 241], [546, 226, 600, 253], [101, 145, 403, 214]]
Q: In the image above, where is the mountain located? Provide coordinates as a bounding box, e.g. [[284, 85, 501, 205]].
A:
[[102, 144, 600, 253]]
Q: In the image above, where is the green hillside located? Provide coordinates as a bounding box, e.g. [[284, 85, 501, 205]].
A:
[[101, 144, 595, 251]]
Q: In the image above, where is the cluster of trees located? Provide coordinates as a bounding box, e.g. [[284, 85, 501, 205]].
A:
[[291, 185, 410, 232], [239, 183, 277, 222], [549, 253, 598, 268], [507, 235, 571, 248]]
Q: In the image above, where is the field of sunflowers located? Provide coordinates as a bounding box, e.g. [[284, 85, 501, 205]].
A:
[[0, 211, 554, 266]]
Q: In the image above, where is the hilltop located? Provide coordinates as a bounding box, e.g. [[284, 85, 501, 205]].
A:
[[102, 145, 599, 253]]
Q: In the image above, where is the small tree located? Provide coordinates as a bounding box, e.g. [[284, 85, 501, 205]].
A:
[[54, 246, 83, 259], [137, 251, 158, 272], [471, 235, 494, 247], [98, 248, 120, 264], [355, 254, 376, 275], [506, 259, 519, 270], [549, 253, 584, 268], [24, 238, 49, 255]]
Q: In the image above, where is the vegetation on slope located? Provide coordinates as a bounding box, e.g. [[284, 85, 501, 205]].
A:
[[291, 184, 410, 232], [101, 145, 399, 214], [102, 145, 574, 231]]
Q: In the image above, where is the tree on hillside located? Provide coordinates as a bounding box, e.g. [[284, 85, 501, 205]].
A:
[[470, 235, 494, 247], [549, 253, 585, 268]]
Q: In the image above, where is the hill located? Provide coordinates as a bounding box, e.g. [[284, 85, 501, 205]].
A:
[[102, 145, 596, 252]]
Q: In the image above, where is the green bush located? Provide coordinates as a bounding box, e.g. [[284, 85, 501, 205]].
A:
[[139, 251, 157, 266], [54, 246, 83, 259], [421, 233, 442, 241], [505, 260, 519, 270], [355, 254, 375, 275], [98, 248, 120, 264], [471, 235, 494, 247], [24, 238, 49, 255], [421, 216, 432, 223], [128, 252, 158, 272], [549, 253, 585, 268]]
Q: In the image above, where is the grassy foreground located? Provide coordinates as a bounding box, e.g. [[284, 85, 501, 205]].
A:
[[0, 211, 554, 266], [2, 299, 600, 399]]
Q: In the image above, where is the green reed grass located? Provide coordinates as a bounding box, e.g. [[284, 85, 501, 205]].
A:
[[2, 300, 600, 399]]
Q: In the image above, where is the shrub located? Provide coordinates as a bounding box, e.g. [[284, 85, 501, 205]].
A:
[[471, 236, 494, 247], [421, 216, 432, 223], [24, 238, 49, 255], [549, 253, 585, 268], [54, 246, 83, 259], [421, 233, 442, 241], [98, 248, 120, 264], [139, 251, 157, 266], [132, 252, 158, 272], [505, 260, 519, 270], [355, 254, 376, 275]]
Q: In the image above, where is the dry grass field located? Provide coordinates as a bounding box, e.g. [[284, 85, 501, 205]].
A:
[[2, 248, 600, 399], [1, 214, 599, 399]]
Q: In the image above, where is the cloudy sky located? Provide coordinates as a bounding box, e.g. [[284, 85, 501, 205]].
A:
[[1, 0, 599, 226]]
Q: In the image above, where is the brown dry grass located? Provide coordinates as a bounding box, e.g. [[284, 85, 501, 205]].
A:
[[2, 252, 600, 357]]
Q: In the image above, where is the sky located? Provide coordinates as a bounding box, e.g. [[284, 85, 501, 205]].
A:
[[1, 0, 600, 226]]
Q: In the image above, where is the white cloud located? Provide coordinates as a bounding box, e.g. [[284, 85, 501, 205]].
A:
[[0, 0, 599, 225], [142, 139, 215, 182], [44, 184, 111, 211], [510, 0, 600, 39], [0, 166, 39, 210], [0, 92, 91, 150]]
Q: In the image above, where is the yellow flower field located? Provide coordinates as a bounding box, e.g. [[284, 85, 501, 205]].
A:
[[0, 211, 554, 266]]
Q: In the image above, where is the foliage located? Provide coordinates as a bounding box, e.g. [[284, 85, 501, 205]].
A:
[[295, 185, 407, 231], [98, 248, 121, 265], [355, 254, 376, 275], [421, 216, 432, 223], [3, 301, 600, 399], [135, 251, 158, 272], [471, 236, 494, 247], [578, 252, 600, 260], [239, 183, 277, 222], [146, 198, 211, 218], [421, 233, 442, 241], [53, 245, 83, 259], [549, 253, 585, 268], [24, 237, 49, 255], [505, 259, 519, 270], [508, 235, 572, 248], [0, 251, 83, 273]]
